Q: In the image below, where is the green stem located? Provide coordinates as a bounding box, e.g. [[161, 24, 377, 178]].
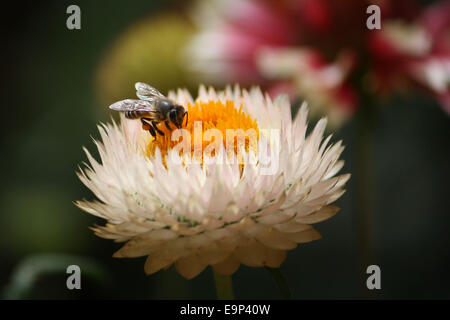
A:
[[265, 267, 291, 299], [213, 270, 234, 300], [356, 110, 374, 256], [355, 96, 376, 298]]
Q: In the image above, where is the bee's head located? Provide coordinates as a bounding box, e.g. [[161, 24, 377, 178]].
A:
[[169, 105, 187, 129]]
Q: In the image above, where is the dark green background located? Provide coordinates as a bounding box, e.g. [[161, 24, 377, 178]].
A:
[[1, 0, 449, 299]]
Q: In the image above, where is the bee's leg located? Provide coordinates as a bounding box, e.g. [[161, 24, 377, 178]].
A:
[[140, 118, 150, 131], [151, 121, 165, 136], [164, 121, 172, 131], [148, 124, 156, 138], [141, 118, 156, 137]]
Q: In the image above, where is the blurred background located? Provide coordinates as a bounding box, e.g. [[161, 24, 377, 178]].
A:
[[0, 0, 449, 299]]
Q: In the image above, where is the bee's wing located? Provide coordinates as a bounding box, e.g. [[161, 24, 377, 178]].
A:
[[108, 99, 156, 112], [135, 82, 166, 100]]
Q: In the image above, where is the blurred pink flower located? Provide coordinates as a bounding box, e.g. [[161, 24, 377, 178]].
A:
[[412, 1, 450, 113], [256, 47, 357, 127], [369, 1, 450, 113], [187, 0, 299, 84], [187, 0, 450, 123]]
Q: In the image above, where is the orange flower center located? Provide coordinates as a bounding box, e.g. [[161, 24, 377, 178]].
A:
[[146, 100, 259, 164]]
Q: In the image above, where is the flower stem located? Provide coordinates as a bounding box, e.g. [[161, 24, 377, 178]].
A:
[[355, 94, 376, 298], [213, 270, 234, 300], [265, 267, 291, 299]]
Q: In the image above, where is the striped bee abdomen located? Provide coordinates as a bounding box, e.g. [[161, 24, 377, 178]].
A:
[[125, 110, 149, 119]]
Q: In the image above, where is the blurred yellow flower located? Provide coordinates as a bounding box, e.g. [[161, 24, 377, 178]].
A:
[[96, 13, 196, 109]]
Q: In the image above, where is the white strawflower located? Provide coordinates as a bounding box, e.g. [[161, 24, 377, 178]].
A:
[[76, 85, 349, 279]]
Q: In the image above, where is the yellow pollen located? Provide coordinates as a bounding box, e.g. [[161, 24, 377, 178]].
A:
[[146, 100, 259, 164]]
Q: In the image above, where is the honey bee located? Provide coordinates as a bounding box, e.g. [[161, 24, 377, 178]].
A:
[[109, 82, 188, 137]]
